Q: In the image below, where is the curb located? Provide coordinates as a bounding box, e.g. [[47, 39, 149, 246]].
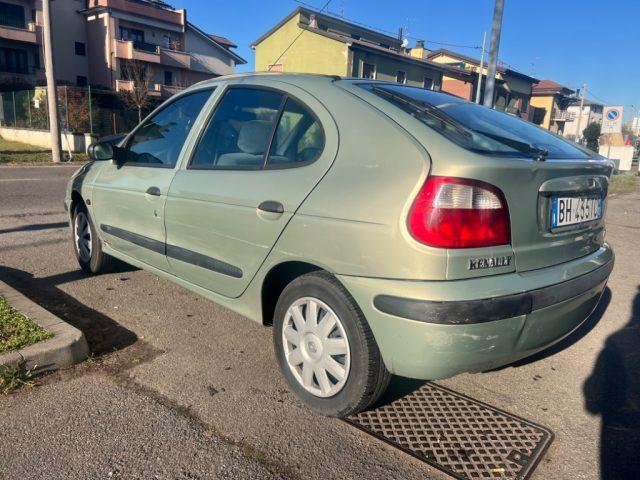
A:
[[0, 280, 89, 372]]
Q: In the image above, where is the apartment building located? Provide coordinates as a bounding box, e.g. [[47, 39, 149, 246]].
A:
[[0, 0, 245, 95], [0, 0, 44, 85], [252, 7, 471, 91]]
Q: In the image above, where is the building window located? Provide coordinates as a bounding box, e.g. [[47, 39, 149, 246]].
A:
[[0, 2, 25, 28], [164, 70, 173, 86], [75, 42, 86, 56], [0, 47, 28, 74], [120, 27, 144, 43], [396, 71, 406, 84], [423, 77, 434, 90], [362, 62, 376, 79], [76, 76, 87, 87]]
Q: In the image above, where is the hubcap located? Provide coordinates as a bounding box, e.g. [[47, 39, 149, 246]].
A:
[[282, 297, 351, 398], [74, 212, 92, 262]]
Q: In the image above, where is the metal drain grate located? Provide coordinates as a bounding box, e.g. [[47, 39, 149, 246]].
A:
[[347, 382, 553, 480]]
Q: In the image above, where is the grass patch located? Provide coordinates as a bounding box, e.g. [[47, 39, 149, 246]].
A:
[[610, 165, 640, 194], [0, 296, 52, 354], [0, 362, 36, 394], [0, 136, 88, 165]]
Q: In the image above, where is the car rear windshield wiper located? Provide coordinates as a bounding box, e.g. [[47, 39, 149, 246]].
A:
[[371, 86, 472, 140], [470, 129, 548, 161]]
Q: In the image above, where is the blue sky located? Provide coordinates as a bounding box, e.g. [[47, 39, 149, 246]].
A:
[[174, 0, 639, 119]]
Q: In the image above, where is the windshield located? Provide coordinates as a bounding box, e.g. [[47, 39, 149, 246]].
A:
[[359, 83, 591, 160]]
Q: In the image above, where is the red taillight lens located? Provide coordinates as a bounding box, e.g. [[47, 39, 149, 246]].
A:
[[408, 176, 510, 248]]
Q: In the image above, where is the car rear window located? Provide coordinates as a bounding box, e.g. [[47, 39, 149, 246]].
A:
[[358, 83, 591, 160]]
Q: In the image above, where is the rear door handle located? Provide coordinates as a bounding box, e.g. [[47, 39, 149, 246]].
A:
[[258, 201, 284, 214], [146, 186, 161, 196]]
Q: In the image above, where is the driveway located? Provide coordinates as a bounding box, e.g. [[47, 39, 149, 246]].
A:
[[1, 165, 638, 480]]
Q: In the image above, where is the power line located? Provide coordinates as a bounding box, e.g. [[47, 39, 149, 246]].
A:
[[293, 0, 481, 50], [268, 0, 334, 71]]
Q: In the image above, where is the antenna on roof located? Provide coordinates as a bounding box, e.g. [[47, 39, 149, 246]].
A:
[[339, 0, 345, 17]]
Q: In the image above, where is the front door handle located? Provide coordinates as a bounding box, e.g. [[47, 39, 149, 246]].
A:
[[258, 200, 284, 214], [146, 186, 161, 196]]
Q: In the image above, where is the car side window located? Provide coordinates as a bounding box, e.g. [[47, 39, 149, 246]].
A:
[[267, 98, 324, 167], [122, 89, 213, 168], [189, 88, 283, 169]]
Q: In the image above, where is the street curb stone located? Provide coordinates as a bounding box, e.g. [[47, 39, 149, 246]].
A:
[[0, 280, 89, 372]]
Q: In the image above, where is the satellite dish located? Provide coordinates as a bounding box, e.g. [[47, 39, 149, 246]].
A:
[[401, 38, 409, 48]]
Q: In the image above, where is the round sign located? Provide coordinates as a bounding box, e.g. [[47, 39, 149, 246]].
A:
[[607, 109, 620, 121]]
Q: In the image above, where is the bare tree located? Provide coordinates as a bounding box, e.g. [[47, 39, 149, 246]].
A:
[[118, 60, 154, 123]]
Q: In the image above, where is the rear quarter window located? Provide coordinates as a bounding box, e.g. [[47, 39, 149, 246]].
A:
[[359, 83, 592, 160]]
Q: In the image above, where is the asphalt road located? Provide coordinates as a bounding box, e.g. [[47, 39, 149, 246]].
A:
[[0, 165, 638, 480]]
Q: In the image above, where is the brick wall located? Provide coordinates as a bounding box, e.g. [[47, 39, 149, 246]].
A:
[[441, 76, 474, 101]]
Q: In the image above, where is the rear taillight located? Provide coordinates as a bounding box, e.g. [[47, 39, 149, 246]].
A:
[[408, 176, 510, 248]]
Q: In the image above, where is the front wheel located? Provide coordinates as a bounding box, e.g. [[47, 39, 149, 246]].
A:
[[273, 271, 390, 417], [72, 204, 112, 274]]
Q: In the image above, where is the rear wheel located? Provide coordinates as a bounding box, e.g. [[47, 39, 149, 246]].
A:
[[273, 271, 390, 417], [72, 204, 112, 274]]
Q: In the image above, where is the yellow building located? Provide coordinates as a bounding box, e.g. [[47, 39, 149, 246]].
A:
[[530, 80, 576, 133], [251, 8, 471, 89]]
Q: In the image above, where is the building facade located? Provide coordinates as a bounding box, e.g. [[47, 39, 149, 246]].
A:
[[0, 0, 45, 86], [426, 49, 539, 119], [562, 99, 604, 141], [530, 79, 575, 133], [0, 0, 245, 94], [252, 8, 471, 91]]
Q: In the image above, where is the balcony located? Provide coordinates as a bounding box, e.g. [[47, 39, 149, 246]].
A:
[[114, 39, 192, 69], [90, 0, 185, 27], [115, 79, 183, 98], [552, 110, 575, 122], [160, 48, 190, 69], [115, 79, 161, 97], [114, 38, 160, 63], [158, 84, 185, 97], [0, 22, 40, 44]]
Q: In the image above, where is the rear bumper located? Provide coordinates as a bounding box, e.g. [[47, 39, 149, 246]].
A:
[[337, 244, 613, 379]]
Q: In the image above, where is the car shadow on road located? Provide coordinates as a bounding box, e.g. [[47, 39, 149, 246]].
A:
[[583, 286, 640, 480], [0, 221, 69, 235], [0, 265, 137, 356]]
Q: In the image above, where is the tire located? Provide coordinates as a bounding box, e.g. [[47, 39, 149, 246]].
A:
[[273, 271, 391, 417], [72, 203, 113, 274]]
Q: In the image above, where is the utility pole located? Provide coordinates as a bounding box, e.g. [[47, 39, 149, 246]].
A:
[[42, 0, 61, 163], [483, 0, 505, 108], [475, 31, 487, 104], [574, 83, 587, 144]]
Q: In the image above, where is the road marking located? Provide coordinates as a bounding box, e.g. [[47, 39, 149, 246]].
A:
[[0, 178, 46, 181]]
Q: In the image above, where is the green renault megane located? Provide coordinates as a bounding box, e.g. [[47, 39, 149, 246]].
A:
[[66, 73, 614, 416]]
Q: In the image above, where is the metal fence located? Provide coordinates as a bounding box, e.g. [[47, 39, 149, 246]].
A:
[[0, 86, 156, 137]]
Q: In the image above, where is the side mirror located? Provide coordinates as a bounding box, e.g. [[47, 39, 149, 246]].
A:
[[88, 141, 114, 161]]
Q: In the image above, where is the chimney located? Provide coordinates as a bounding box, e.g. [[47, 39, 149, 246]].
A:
[[410, 40, 428, 59]]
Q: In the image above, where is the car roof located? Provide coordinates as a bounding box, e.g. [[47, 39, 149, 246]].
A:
[[190, 72, 343, 89]]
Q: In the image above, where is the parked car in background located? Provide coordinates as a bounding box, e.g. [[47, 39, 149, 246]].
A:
[[66, 74, 614, 416]]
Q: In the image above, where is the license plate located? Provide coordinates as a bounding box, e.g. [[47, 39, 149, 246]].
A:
[[551, 197, 602, 228]]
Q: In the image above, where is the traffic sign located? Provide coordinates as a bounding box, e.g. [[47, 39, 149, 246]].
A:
[[602, 106, 623, 134]]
